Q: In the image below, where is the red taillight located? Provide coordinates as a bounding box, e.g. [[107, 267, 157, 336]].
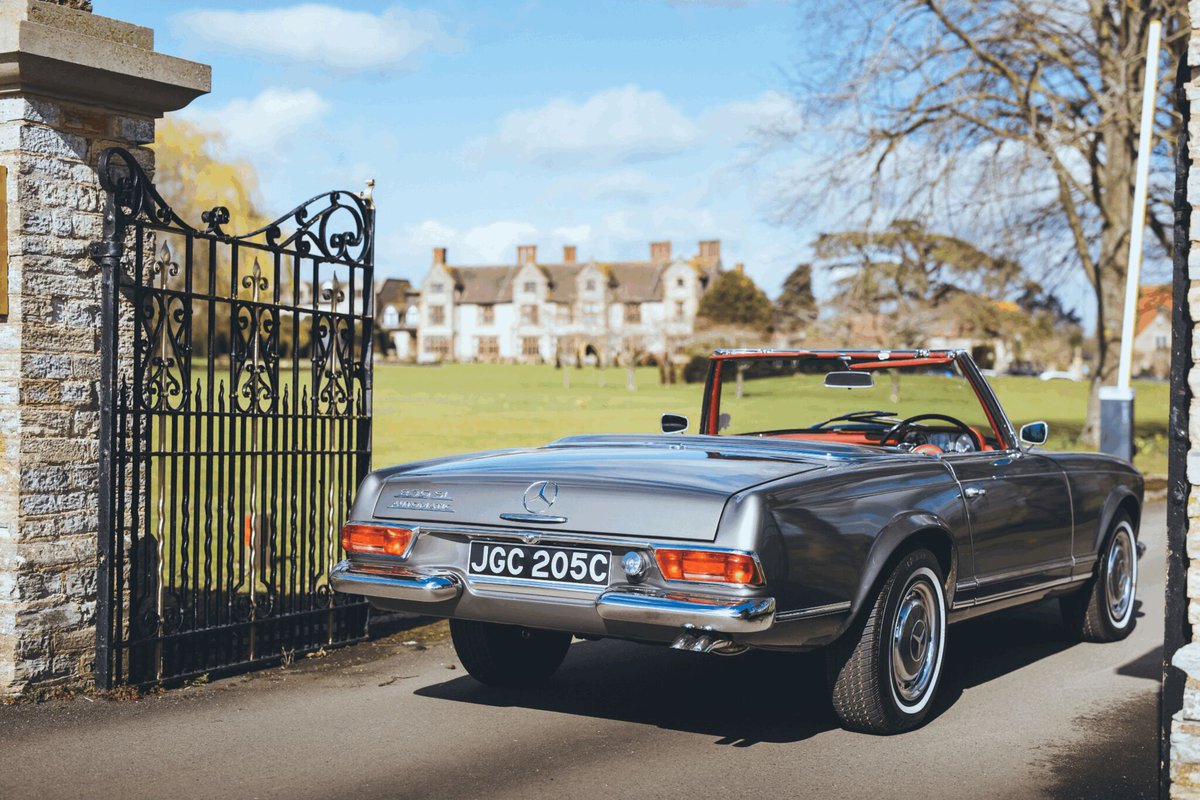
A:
[[340, 523, 413, 558], [654, 549, 762, 586]]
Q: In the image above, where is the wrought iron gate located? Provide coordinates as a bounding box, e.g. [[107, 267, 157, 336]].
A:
[[91, 148, 374, 687]]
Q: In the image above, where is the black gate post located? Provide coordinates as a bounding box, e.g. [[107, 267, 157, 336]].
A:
[[1163, 55, 1193, 796], [89, 189, 124, 691]]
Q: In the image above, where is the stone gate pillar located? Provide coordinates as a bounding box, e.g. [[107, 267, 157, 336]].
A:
[[0, 0, 208, 696]]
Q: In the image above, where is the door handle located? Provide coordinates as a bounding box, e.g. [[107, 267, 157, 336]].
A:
[[964, 486, 987, 500]]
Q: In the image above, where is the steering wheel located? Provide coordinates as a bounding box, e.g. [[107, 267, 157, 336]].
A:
[[878, 413, 983, 452]]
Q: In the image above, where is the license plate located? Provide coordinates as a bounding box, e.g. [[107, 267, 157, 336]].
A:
[[467, 541, 610, 586]]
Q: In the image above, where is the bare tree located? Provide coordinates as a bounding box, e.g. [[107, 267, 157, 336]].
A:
[[778, 0, 1186, 443]]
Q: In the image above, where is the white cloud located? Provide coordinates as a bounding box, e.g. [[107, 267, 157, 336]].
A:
[[181, 88, 331, 163], [175, 4, 458, 73], [587, 169, 665, 202], [476, 85, 702, 167], [704, 90, 803, 145], [396, 219, 539, 265]]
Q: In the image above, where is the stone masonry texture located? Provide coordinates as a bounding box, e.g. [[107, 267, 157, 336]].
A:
[[0, 94, 154, 696], [1174, 4, 1200, 796]]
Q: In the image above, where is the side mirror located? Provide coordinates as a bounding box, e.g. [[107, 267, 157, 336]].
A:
[[1019, 421, 1048, 446], [824, 370, 874, 389], [661, 413, 689, 434]]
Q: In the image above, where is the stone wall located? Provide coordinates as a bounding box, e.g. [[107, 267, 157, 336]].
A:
[[0, 0, 207, 698], [1171, 4, 1200, 795], [0, 98, 153, 694]]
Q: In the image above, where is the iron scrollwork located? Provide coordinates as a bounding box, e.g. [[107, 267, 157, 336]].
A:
[[92, 146, 374, 688]]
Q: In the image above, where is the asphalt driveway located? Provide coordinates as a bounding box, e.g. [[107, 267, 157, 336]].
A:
[[0, 503, 1165, 800]]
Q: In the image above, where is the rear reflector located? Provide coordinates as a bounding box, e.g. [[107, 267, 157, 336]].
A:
[[654, 549, 762, 586], [341, 523, 413, 558]]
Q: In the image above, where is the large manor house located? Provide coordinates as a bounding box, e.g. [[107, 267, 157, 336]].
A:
[[375, 239, 725, 364]]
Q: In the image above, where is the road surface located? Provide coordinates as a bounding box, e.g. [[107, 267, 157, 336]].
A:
[[0, 504, 1165, 800]]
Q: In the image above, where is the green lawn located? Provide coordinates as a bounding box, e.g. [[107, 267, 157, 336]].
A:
[[370, 364, 1170, 476]]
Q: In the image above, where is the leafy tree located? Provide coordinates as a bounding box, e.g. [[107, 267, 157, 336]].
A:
[[774, 263, 818, 335], [812, 219, 1075, 351], [781, 0, 1187, 442], [697, 269, 773, 331]]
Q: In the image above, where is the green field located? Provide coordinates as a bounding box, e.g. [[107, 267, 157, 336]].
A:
[[370, 364, 1170, 475]]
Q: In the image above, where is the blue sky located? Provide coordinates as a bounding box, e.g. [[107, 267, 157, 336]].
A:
[[97, 0, 814, 295]]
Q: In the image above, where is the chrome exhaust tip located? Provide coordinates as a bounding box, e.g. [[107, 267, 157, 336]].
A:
[[670, 632, 697, 650]]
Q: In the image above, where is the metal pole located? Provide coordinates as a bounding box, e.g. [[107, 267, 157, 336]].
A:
[[1100, 18, 1162, 460]]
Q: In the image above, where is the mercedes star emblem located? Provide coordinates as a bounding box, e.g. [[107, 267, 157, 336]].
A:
[[522, 480, 558, 514]]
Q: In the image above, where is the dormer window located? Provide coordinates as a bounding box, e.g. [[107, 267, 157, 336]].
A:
[[431, 282, 444, 293], [586, 279, 596, 291], [523, 281, 538, 293], [676, 277, 685, 288]]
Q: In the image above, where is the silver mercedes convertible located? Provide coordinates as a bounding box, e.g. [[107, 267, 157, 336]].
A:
[[331, 349, 1142, 734]]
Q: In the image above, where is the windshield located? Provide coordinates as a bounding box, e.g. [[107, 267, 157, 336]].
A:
[[708, 354, 1004, 452]]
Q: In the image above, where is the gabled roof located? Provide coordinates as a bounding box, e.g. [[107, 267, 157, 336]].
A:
[[601, 262, 665, 303], [437, 256, 715, 305], [1137, 284, 1171, 336], [448, 266, 516, 304], [377, 277, 412, 307]]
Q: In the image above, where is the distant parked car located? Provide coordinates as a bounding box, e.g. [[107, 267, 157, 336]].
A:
[[333, 349, 1143, 735], [1039, 370, 1080, 381], [1007, 361, 1040, 377]]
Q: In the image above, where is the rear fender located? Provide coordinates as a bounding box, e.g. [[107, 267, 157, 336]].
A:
[[845, 511, 958, 630], [1092, 485, 1142, 556]]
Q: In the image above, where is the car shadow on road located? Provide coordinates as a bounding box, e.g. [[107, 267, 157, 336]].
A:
[[416, 598, 1110, 746]]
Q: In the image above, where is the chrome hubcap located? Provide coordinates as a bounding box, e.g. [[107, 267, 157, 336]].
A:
[[1106, 526, 1135, 625], [891, 578, 940, 704]]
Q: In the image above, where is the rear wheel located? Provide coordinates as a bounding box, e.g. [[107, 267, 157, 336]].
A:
[[449, 619, 572, 687], [827, 549, 948, 735], [1061, 512, 1138, 642]]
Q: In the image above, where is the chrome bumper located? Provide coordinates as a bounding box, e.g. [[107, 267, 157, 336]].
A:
[[329, 561, 462, 602], [595, 588, 775, 633], [331, 561, 775, 635]]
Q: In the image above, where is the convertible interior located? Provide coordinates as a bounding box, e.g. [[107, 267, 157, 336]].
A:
[[709, 353, 1005, 455]]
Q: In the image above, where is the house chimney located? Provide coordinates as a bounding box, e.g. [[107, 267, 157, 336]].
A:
[[563, 245, 576, 264], [650, 241, 672, 262], [734, 262, 744, 273], [433, 247, 447, 265], [698, 239, 721, 261], [517, 245, 537, 265]]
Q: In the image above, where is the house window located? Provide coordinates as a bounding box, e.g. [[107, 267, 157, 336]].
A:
[[430, 282, 444, 293], [559, 304, 574, 324], [477, 336, 500, 358], [624, 303, 641, 324], [674, 300, 686, 320], [523, 281, 538, 294], [479, 305, 495, 325], [585, 279, 596, 291], [425, 336, 450, 357], [521, 304, 539, 325], [583, 302, 601, 324], [1156, 333, 1169, 350], [676, 277, 685, 288], [405, 306, 419, 326], [429, 305, 446, 325], [382, 304, 400, 328], [522, 337, 540, 357]]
